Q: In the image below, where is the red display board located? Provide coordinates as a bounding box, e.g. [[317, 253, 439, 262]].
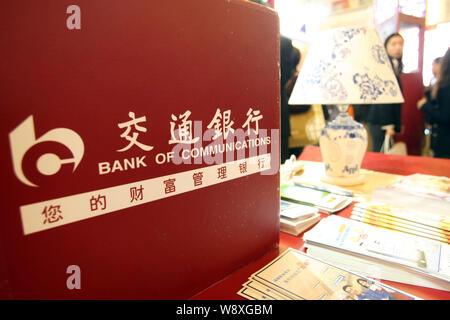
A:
[[0, 0, 280, 299]]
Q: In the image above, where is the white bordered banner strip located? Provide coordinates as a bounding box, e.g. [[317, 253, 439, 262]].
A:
[[20, 154, 271, 235]]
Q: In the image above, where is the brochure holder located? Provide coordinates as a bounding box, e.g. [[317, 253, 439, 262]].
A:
[[0, 0, 280, 298]]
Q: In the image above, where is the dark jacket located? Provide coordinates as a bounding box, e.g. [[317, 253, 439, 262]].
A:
[[421, 84, 450, 158], [366, 103, 402, 132]]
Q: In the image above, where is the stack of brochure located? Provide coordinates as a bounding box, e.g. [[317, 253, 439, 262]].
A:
[[280, 182, 352, 214], [237, 248, 419, 300], [372, 174, 450, 215], [389, 174, 450, 202], [280, 200, 321, 236], [303, 215, 450, 291], [351, 202, 450, 244]]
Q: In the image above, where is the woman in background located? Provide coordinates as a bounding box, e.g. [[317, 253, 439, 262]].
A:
[[430, 57, 442, 87], [366, 33, 404, 152], [418, 48, 450, 158]]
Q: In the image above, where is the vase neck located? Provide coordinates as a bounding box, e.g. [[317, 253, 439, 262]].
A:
[[330, 104, 355, 126]]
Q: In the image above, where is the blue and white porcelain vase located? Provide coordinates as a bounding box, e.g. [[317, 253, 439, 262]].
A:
[[319, 105, 368, 186]]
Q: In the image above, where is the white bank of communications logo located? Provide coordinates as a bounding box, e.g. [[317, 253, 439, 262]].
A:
[[9, 108, 279, 187], [9, 115, 84, 187]]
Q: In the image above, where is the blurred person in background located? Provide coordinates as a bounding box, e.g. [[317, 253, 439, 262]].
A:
[[366, 33, 404, 152], [280, 35, 299, 162], [430, 57, 442, 87], [417, 48, 450, 159], [249, 0, 295, 163], [421, 56, 442, 156]]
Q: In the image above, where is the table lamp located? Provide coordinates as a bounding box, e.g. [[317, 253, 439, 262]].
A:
[[288, 26, 404, 186]]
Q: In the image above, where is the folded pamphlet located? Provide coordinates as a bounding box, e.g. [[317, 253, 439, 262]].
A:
[[237, 248, 419, 300]]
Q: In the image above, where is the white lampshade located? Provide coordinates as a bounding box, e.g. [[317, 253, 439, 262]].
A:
[[289, 26, 404, 105]]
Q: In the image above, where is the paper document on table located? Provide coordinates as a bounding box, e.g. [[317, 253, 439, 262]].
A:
[[280, 200, 318, 220], [390, 174, 450, 202], [372, 173, 450, 215], [303, 216, 450, 282], [291, 161, 401, 202], [281, 182, 352, 214], [354, 202, 450, 231], [351, 202, 450, 244], [237, 248, 419, 300]]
